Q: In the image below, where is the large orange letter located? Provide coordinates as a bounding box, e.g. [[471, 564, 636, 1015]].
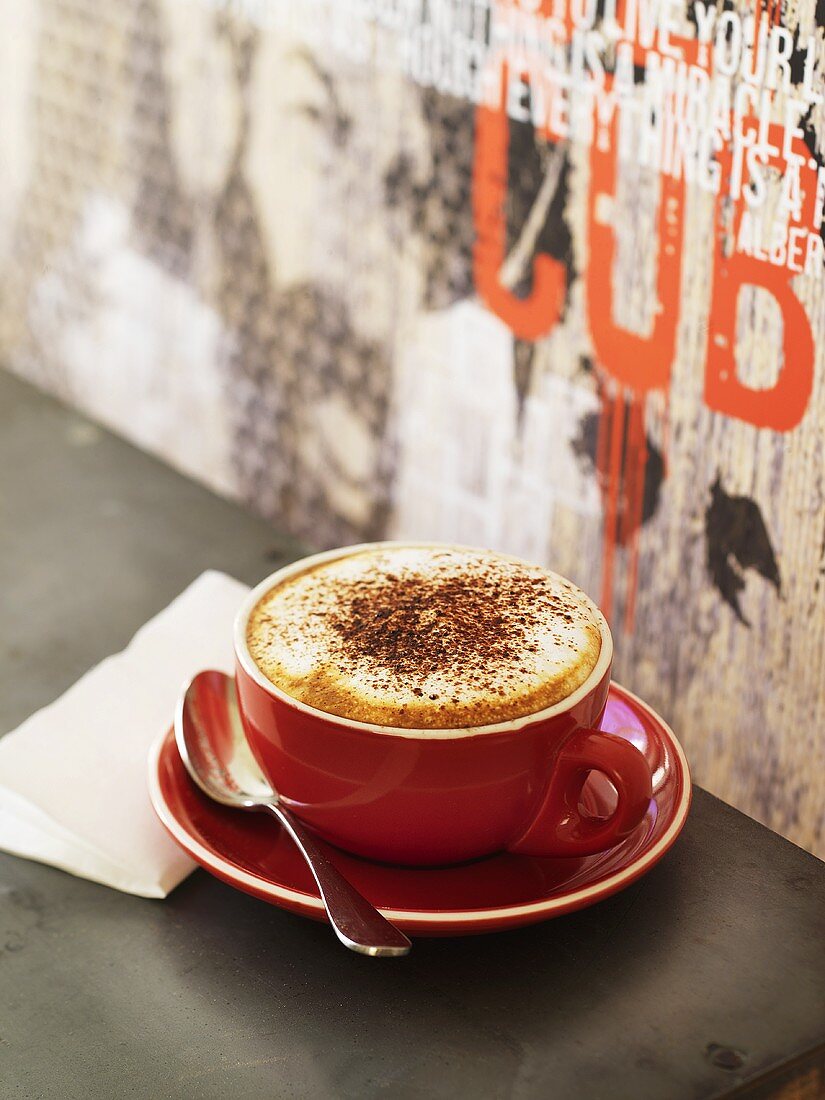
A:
[[473, 63, 567, 340], [586, 121, 685, 392]]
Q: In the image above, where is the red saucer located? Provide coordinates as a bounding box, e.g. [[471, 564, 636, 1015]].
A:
[[148, 683, 691, 936]]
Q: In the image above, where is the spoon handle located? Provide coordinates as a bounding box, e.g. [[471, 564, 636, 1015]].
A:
[[264, 803, 412, 957]]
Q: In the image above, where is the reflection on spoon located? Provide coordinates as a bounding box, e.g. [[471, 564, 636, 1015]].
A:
[[174, 670, 411, 958]]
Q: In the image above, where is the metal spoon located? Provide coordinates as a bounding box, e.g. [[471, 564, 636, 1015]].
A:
[[175, 670, 411, 957]]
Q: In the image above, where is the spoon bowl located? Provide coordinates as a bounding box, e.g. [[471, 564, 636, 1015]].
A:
[[175, 670, 275, 809]]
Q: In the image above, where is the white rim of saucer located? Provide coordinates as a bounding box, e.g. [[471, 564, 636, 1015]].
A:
[[147, 683, 692, 925], [233, 541, 615, 740]]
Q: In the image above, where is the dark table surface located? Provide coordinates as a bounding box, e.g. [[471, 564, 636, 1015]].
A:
[[1, 370, 823, 1100]]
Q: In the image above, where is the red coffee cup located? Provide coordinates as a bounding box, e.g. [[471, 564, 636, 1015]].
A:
[[234, 544, 653, 866]]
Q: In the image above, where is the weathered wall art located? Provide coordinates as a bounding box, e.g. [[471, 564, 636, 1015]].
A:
[[0, 0, 823, 853]]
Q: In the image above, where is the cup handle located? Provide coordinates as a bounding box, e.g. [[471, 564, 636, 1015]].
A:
[[507, 727, 653, 858]]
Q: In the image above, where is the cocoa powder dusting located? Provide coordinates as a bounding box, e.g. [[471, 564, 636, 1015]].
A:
[[323, 560, 581, 685]]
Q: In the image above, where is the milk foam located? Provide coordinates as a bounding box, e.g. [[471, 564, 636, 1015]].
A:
[[246, 545, 603, 729]]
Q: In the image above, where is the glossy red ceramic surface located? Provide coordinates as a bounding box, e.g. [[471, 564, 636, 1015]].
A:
[[235, 656, 644, 864], [149, 683, 691, 936]]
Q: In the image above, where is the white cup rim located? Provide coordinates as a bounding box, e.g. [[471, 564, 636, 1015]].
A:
[[233, 541, 614, 741]]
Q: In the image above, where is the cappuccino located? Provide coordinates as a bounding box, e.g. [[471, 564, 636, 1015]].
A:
[[246, 545, 602, 729]]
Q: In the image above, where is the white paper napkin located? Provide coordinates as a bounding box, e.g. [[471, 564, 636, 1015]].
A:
[[0, 570, 250, 898]]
